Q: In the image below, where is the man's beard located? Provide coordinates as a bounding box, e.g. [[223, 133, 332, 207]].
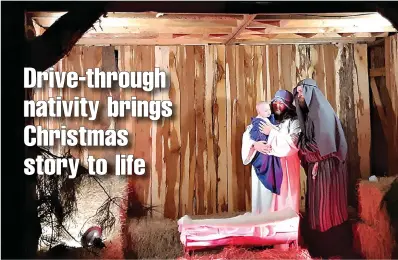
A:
[[298, 99, 309, 113], [300, 106, 309, 113], [274, 109, 286, 121]]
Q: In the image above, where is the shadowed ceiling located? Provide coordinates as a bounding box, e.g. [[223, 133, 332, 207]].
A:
[[27, 11, 396, 45]]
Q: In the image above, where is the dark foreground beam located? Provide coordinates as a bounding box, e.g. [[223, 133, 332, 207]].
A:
[[21, 1, 384, 14]]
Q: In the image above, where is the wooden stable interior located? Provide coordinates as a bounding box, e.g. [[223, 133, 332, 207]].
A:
[[27, 11, 398, 219]]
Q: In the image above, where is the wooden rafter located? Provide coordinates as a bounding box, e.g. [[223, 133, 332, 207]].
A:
[[224, 14, 257, 45]]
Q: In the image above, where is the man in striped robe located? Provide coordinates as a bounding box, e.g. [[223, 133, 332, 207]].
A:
[[293, 78, 351, 257]]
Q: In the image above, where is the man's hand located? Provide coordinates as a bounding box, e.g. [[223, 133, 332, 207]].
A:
[[253, 141, 272, 154], [259, 122, 272, 135]]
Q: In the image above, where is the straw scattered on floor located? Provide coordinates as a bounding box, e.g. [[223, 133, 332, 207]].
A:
[[179, 246, 313, 260]]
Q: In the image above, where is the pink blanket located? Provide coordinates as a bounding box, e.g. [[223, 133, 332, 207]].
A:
[[178, 208, 300, 250]]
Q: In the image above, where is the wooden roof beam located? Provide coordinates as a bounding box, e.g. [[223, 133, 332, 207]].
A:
[[35, 25, 234, 35], [249, 17, 393, 29], [28, 11, 245, 20], [242, 26, 396, 34], [234, 36, 377, 45], [235, 32, 383, 40], [73, 37, 226, 45], [254, 13, 378, 20], [33, 17, 239, 28]]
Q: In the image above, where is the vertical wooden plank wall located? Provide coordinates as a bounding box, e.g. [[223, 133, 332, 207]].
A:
[[368, 34, 398, 178], [226, 44, 370, 209], [385, 35, 398, 176], [38, 43, 370, 219]]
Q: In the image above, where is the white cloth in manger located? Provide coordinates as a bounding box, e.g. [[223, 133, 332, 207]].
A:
[[178, 208, 300, 245]]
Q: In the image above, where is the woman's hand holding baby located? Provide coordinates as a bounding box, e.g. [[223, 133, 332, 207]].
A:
[[253, 141, 272, 154]]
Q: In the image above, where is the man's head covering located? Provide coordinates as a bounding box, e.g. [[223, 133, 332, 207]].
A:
[[271, 89, 295, 110], [293, 78, 348, 161]]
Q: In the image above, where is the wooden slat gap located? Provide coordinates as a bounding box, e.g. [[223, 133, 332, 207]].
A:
[[369, 67, 386, 77], [368, 38, 386, 47], [295, 33, 318, 38], [252, 20, 281, 27], [209, 34, 229, 38], [246, 28, 265, 33], [172, 34, 191, 38], [370, 32, 390, 38], [369, 78, 389, 138], [338, 33, 354, 37]]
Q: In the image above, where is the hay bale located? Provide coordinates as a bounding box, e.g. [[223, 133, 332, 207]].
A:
[[179, 246, 313, 260], [353, 222, 396, 259], [123, 212, 256, 258], [125, 217, 183, 259], [357, 176, 396, 227]]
